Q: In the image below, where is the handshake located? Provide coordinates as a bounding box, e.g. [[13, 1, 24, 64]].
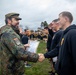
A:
[[38, 53, 45, 62]]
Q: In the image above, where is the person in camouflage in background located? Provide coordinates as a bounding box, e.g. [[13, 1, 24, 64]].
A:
[[0, 13, 42, 75]]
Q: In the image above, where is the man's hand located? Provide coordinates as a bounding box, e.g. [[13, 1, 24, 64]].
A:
[[38, 53, 45, 62], [24, 44, 30, 48]]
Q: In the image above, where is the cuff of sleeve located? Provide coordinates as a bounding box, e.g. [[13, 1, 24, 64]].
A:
[[44, 53, 47, 58]]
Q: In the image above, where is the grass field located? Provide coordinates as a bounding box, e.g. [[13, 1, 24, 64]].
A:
[[25, 40, 52, 75]]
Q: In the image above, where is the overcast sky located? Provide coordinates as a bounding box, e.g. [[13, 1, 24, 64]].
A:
[[0, 0, 76, 30]]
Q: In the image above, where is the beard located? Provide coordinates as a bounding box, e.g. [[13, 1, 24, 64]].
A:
[[11, 25, 20, 35]]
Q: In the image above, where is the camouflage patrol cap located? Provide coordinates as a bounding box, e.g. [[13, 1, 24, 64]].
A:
[[5, 12, 22, 20]]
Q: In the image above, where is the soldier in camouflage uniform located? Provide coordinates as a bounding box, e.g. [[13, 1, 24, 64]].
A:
[[0, 13, 39, 75]]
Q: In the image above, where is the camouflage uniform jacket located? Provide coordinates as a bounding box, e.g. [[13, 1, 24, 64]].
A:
[[0, 25, 39, 75]]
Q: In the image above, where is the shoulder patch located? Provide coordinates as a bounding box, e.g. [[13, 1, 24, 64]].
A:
[[13, 38, 21, 45]]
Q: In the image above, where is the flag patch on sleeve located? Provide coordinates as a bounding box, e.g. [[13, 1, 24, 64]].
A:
[[13, 38, 21, 45]]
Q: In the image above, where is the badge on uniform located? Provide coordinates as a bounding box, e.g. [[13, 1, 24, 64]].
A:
[[60, 38, 64, 45], [13, 38, 21, 45], [52, 35, 55, 39]]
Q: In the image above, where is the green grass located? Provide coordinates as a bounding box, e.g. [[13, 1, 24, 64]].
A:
[[25, 40, 52, 75]]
